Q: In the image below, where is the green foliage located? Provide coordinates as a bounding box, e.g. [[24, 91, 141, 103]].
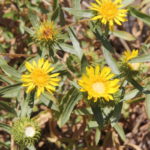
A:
[[0, 0, 150, 149], [58, 88, 82, 127], [130, 7, 150, 26]]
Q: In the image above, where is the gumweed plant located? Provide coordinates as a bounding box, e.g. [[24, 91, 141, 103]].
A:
[[0, 0, 150, 149]]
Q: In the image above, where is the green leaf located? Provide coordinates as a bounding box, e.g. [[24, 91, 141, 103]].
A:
[[127, 78, 150, 95], [73, 0, 81, 9], [0, 101, 16, 115], [0, 56, 21, 80], [0, 83, 21, 98], [91, 103, 104, 128], [145, 86, 150, 119], [52, 7, 60, 21], [129, 54, 150, 63], [28, 10, 40, 27], [95, 128, 101, 145], [112, 123, 126, 142], [63, 8, 93, 18], [56, 43, 77, 55], [53, 0, 58, 10], [94, 29, 115, 53], [110, 102, 123, 123], [0, 75, 14, 84], [122, 0, 135, 7], [40, 93, 59, 111], [75, 107, 93, 115], [130, 7, 150, 26], [92, 28, 120, 74], [0, 141, 9, 149], [58, 88, 82, 127], [20, 91, 35, 117], [0, 123, 11, 134], [59, 5, 66, 26], [24, 26, 34, 35], [88, 121, 99, 128], [102, 47, 120, 74], [112, 30, 136, 41], [121, 89, 139, 102], [68, 27, 83, 60], [81, 54, 89, 73]]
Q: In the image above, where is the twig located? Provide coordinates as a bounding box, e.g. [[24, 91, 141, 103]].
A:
[[0, 53, 36, 58]]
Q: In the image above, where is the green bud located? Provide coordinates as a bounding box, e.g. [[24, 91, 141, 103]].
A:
[[11, 118, 40, 146]]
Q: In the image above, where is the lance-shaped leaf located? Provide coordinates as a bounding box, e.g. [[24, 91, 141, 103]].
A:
[[93, 28, 120, 74], [63, 8, 93, 18], [0, 123, 11, 134], [55, 43, 77, 55], [128, 78, 150, 94], [58, 88, 82, 127], [0, 83, 21, 98], [110, 102, 123, 123], [130, 7, 150, 26], [0, 101, 16, 116], [112, 30, 136, 41], [0, 141, 9, 149], [28, 10, 40, 27], [20, 91, 35, 117], [68, 27, 83, 60], [129, 54, 150, 63], [102, 47, 120, 74], [0, 56, 21, 80], [145, 86, 150, 119], [112, 123, 126, 142], [91, 103, 104, 129], [121, 89, 139, 102]]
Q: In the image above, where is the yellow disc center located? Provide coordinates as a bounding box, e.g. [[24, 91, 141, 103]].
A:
[[100, 2, 118, 20], [42, 27, 53, 39], [92, 82, 105, 94], [31, 68, 49, 87]]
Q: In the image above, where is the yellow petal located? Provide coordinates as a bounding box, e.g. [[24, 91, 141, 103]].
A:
[[25, 62, 34, 72]]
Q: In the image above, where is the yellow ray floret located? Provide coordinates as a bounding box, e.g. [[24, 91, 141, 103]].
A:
[[123, 49, 138, 62], [90, 0, 128, 29], [122, 49, 139, 70], [35, 21, 58, 41], [78, 66, 120, 102], [21, 58, 60, 97]]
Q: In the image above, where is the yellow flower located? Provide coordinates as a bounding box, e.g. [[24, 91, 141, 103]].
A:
[[21, 58, 60, 97], [90, 0, 127, 29], [123, 49, 140, 70], [78, 66, 120, 102], [35, 21, 58, 42], [123, 49, 138, 62]]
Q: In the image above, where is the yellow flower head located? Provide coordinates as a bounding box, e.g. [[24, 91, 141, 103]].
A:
[[21, 58, 60, 97], [122, 49, 139, 71], [35, 21, 58, 42], [78, 66, 120, 102], [90, 0, 128, 29], [123, 49, 138, 62]]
